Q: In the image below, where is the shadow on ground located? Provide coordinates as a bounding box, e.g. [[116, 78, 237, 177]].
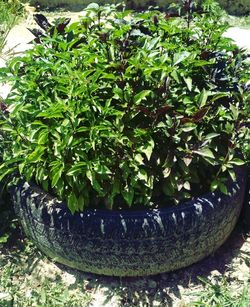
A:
[[1, 219, 249, 306], [53, 222, 250, 306]]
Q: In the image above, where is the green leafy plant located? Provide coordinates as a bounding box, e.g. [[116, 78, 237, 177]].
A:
[[0, 241, 92, 306], [0, 0, 26, 242], [0, 0, 25, 57], [0, 1, 249, 212], [191, 276, 250, 306]]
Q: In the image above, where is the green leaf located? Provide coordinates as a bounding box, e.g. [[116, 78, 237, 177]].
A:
[[26, 146, 45, 163], [205, 133, 220, 140], [230, 103, 239, 120], [219, 182, 228, 194], [111, 177, 120, 196], [37, 104, 65, 119], [93, 163, 111, 175], [211, 179, 219, 191], [134, 153, 144, 165], [86, 170, 104, 196], [198, 89, 208, 108], [183, 181, 190, 190], [194, 147, 215, 159], [137, 169, 148, 182], [76, 126, 90, 133], [87, 3, 100, 10], [183, 156, 192, 166], [229, 158, 245, 166], [51, 166, 63, 188], [182, 124, 196, 132], [163, 167, 171, 178], [67, 192, 77, 214], [0, 233, 9, 244], [67, 162, 87, 176], [184, 77, 192, 91], [38, 129, 48, 145], [134, 90, 152, 104], [0, 167, 16, 182], [77, 195, 85, 211], [122, 186, 134, 207], [145, 37, 160, 50], [141, 138, 155, 161], [24, 165, 35, 181], [228, 169, 236, 181], [173, 51, 190, 66], [113, 87, 124, 100], [162, 180, 175, 196], [42, 180, 49, 192], [171, 70, 180, 83]]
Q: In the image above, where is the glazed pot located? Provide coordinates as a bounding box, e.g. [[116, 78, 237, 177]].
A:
[[12, 168, 247, 276]]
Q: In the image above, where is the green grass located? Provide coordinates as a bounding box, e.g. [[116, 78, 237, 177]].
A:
[[0, 0, 24, 57], [190, 276, 250, 307], [1, 226, 249, 306], [227, 15, 250, 28], [0, 233, 92, 307]]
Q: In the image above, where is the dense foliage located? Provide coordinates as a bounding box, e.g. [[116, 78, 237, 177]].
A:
[[127, 0, 250, 16], [216, 0, 250, 16], [0, 1, 249, 212], [29, 0, 250, 16]]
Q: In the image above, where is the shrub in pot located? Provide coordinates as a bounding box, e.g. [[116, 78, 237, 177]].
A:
[[0, 0, 249, 276]]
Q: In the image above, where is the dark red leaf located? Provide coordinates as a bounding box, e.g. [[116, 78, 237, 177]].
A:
[[154, 105, 172, 116], [165, 12, 180, 19], [183, 0, 192, 12], [153, 15, 159, 26], [180, 117, 193, 124], [56, 18, 71, 34], [28, 28, 44, 39], [71, 37, 87, 49], [200, 51, 211, 60], [192, 107, 209, 122], [34, 14, 51, 31], [0, 101, 8, 114], [136, 106, 153, 117]]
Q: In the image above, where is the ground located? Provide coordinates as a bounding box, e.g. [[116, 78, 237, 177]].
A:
[[0, 222, 249, 306]]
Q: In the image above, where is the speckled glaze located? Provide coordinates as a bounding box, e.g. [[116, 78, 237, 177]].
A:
[[12, 168, 247, 276]]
